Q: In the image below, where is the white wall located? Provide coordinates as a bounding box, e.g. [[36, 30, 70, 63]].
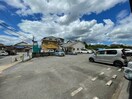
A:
[[72, 42, 85, 53]]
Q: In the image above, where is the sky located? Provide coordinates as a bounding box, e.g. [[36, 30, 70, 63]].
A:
[[0, 0, 132, 45]]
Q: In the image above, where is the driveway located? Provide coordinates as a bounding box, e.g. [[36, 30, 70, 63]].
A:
[[0, 54, 123, 99]]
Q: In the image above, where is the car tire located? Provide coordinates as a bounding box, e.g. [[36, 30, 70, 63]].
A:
[[89, 58, 94, 62], [114, 61, 123, 67]]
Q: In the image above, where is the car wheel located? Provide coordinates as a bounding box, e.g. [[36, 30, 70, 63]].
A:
[[114, 61, 123, 67], [89, 58, 94, 62]]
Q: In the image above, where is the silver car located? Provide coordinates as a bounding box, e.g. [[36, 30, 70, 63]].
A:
[[89, 49, 127, 67], [54, 50, 65, 56], [124, 62, 132, 81]]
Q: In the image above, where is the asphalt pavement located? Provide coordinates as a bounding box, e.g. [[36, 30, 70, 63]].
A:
[[0, 54, 124, 99]]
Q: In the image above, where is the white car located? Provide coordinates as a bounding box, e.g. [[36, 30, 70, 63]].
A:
[[124, 62, 132, 81], [0, 51, 9, 56], [80, 49, 92, 54], [89, 49, 128, 67]]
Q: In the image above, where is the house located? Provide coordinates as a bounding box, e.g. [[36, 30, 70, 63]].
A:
[[0, 43, 4, 50], [41, 36, 64, 52], [62, 41, 85, 53], [14, 42, 32, 52]]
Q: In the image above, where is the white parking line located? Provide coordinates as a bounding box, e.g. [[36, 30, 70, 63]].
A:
[[106, 80, 113, 86], [71, 87, 83, 96], [112, 75, 117, 79], [93, 96, 99, 99], [117, 69, 122, 71], [99, 72, 104, 75], [91, 77, 97, 81], [107, 68, 111, 70], [15, 75, 22, 78]]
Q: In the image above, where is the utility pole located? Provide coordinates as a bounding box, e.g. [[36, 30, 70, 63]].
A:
[[129, 0, 132, 12]]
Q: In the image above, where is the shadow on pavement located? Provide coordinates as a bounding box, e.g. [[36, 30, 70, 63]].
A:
[[128, 81, 132, 99]]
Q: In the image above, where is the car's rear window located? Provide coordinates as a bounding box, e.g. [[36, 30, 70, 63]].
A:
[[106, 50, 117, 55], [125, 52, 132, 56]]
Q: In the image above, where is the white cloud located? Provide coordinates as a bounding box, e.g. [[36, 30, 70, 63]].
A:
[[2, 0, 132, 45], [4, 0, 127, 23], [108, 14, 132, 42], [116, 10, 129, 20], [18, 17, 114, 43]]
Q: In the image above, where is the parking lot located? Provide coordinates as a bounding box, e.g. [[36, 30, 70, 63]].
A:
[[0, 54, 123, 99]]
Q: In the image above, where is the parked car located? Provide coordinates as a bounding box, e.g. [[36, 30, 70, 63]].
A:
[[80, 49, 92, 54], [0, 50, 9, 56], [5, 50, 17, 55], [89, 49, 128, 67], [124, 62, 132, 81], [54, 50, 65, 56]]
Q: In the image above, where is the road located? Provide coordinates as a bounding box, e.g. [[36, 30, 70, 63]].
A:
[[0, 54, 123, 99]]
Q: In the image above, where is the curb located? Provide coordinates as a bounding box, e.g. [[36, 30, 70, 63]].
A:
[[112, 78, 129, 99], [112, 78, 124, 99]]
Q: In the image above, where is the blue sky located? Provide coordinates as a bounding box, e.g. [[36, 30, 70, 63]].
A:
[[0, 0, 132, 45]]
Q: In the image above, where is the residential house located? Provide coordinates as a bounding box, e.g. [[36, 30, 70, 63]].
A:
[[62, 41, 85, 53], [41, 36, 64, 52], [0, 43, 4, 50], [14, 42, 32, 52]]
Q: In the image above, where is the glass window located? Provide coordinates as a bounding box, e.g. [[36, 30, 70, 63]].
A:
[[98, 51, 105, 54], [106, 50, 117, 54], [125, 52, 132, 56]]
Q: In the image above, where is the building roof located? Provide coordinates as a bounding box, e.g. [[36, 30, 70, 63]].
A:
[[62, 41, 84, 48], [42, 36, 64, 42], [14, 42, 30, 46]]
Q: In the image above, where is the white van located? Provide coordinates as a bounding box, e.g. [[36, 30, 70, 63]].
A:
[[89, 49, 128, 67]]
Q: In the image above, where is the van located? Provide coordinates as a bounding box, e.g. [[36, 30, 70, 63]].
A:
[[89, 49, 128, 67]]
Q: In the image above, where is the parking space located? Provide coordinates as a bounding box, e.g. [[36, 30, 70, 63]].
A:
[[0, 54, 123, 99]]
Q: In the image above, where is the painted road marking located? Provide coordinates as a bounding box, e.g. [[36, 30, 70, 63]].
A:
[[112, 75, 117, 79], [71, 87, 83, 96], [117, 69, 121, 71], [99, 72, 104, 75], [106, 80, 113, 86], [91, 77, 97, 81], [93, 97, 99, 99], [107, 68, 111, 70]]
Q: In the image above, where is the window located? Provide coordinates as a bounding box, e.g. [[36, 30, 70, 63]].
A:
[[81, 49, 87, 51], [106, 50, 117, 55], [125, 52, 132, 56], [98, 51, 105, 54]]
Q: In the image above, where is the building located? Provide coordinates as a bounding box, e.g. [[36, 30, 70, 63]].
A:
[[62, 41, 85, 53], [41, 36, 64, 52], [14, 42, 32, 52], [0, 43, 4, 50]]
